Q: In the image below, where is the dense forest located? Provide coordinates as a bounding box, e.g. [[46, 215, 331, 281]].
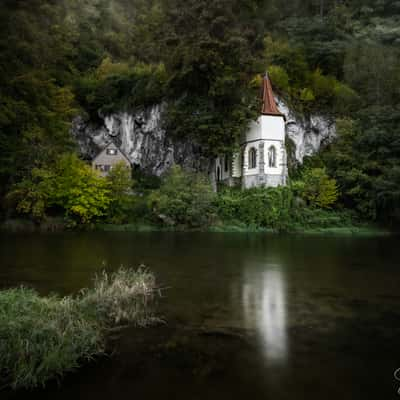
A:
[[0, 0, 399, 227]]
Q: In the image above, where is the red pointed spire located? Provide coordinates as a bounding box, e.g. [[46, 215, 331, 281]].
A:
[[261, 73, 283, 116]]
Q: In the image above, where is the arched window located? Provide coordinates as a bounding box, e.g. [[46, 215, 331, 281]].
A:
[[248, 147, 257, 169], [224, 156, 229, 172], [268, 146, 277, 168], [216, 166, 221, 182]]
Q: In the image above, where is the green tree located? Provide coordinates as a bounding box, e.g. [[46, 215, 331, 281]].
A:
[[160, 0, 263, 154], [148, 165, 216, 228], [1, 0, 400, 228], [106, 162, 134, 224], [7, 154, 111, 225], [321, 110, 400, 223], [295, 167, 339, 208], [50, 154, 111, 225], [5, 168, 54, 222], [268, 65, 290, 93]]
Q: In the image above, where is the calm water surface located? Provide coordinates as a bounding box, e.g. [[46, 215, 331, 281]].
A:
[[1, 232, 400, 399]]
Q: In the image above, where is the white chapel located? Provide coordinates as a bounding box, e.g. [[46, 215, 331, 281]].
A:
[[215, 73, 288, 188]]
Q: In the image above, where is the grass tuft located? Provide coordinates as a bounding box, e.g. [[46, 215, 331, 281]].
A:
[[0, 267, 157, 390], [79, 267, 157, 326]]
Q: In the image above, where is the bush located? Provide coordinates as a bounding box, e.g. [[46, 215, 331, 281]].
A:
[[216, 186, 297, 232], [7, 154, 111, 226], [0, 267, 157, 390], [215, 184, 354, 232], [293, 208, 356, 230], [50, 154, 111, 225], [268, 65, 290, 92], [106, 162, 134, 224], [148, 166, 216, 228], [294, 167, 339, 209]]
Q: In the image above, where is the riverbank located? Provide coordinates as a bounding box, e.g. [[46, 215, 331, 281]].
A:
[[0, 218, 392, 236], [97, 222, 391, 236]]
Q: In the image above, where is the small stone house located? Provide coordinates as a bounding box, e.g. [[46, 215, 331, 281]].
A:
[[92, 142, 131, 177], [215, 74, 288, 189]]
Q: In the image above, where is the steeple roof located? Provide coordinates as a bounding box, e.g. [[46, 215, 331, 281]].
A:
[[261, 73, 283, 117]]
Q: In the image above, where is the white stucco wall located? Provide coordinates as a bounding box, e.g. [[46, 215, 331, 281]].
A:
[[261, 115, 285, 141], [246, 115, 285, 143], [246, 119, 262, 142], [232, 152, 241, 178], [242, 114, 286, 178]]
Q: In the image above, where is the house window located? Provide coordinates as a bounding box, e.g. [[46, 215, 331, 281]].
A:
[[248, 147, 257, 169], [95, 164, 111, 172], [268, 146, 276, 168], [224, 156, 229, 172], [106, 148, 117, 156]]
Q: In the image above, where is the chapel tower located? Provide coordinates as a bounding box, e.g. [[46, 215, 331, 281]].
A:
[[215, 73, 287, 188]]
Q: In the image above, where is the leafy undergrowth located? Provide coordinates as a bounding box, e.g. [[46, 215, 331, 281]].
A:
[[0, 267, 158, 390]]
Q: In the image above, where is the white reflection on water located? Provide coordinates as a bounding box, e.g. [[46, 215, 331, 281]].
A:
[[242, 267, 288, 363]]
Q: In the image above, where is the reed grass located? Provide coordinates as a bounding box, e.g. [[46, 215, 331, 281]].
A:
[[0, 267, 157, 390]]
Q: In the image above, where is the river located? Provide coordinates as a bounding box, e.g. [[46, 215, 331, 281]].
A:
[[1, 232, 399, 399]]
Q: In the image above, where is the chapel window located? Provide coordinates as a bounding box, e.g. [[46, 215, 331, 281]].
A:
[[106, 148, 117, 156], [268, 146, 277, 168], [248, 147, 257, 169]]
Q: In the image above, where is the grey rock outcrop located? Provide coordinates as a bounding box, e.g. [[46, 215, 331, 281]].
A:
[[72, 101, 335, 175], [71, 105, 212, 176], [276, 99, 336, 163]]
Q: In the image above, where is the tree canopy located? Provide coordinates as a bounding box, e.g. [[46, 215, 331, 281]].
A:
[[0, 0, 399, 224]]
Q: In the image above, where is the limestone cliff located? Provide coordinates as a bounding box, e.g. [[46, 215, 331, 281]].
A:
[[72, 102, 335, 174], [277, 99, 336, 164], [72, 105, 212, 176]]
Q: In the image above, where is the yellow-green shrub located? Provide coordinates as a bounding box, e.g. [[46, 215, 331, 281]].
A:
[[295, 168, 339, 209]]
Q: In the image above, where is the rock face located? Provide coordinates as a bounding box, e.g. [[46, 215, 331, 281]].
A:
[[71, 102, 335, 176], [277, 98, 336, 163], [71, 105, 212, 176]]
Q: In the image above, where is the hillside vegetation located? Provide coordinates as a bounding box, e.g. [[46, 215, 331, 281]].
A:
[[0, 0, 399, 226]]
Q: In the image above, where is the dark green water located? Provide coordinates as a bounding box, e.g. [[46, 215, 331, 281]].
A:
[[1, 232, 400, 399]]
